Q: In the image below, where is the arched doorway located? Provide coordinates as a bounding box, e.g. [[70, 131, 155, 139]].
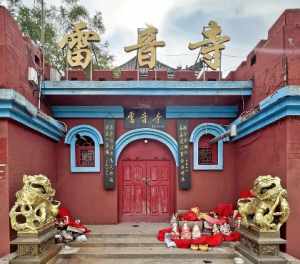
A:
[[115, 129, 178, 222]]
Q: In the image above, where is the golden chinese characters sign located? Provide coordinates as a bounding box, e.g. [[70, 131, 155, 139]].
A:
[[58, 21, 100, 69], [188, 21, 230, 71], [124, 25, 165, 69]]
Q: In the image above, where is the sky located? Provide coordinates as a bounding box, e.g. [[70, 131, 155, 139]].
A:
[[20, 0, 300, 74]]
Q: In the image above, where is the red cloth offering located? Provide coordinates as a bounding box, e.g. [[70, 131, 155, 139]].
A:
[[239, 190, 253, 198], [57, 207, 90, 233], [200, 213, 226, 225], [214, 203, 233, 218], [192, 234, 223, 247], [191, 235, 210, 245], [173, 239, 192, 248], [178, 211, 198, 221], [175, 234, 224, 248], [207, 233, 223, 247], [156, 227, 172, 241], [223, 231, 240, 241]]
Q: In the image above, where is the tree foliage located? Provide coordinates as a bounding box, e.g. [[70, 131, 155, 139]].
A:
[[2, 0, 113, 75]]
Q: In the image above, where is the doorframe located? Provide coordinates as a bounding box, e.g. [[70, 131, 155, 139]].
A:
[[115, 129, 178, 223], [115, 128, 179, 166], [117, 158, 176, 223]]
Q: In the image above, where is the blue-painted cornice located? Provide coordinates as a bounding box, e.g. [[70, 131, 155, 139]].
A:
[[43, 80, 253, 96], [0, 89, 65, 141], [52, 106, 124, 118], [166, 106, 238, 118], [232, 86, 300, 141], [52, 105, 238, 119]]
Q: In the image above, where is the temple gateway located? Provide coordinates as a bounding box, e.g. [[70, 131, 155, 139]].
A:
[[1, 5, 300, 263]]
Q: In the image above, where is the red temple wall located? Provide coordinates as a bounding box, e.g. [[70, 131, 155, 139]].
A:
[[0, 7, 50, 114], [55, 117, 236, 224], [234, 120, 287, 192], [6, 121, 58, 243], [234, 117, 300, 259], [233, 120, 300, 255], [7, 121, 58, 206], [0, 120, 58, 256], [55, 119, 118, 224], [179, 119, 236, 212], [227, 9, 300, 112], [286, 117, 300, 258], [0, 121, 9, 256]]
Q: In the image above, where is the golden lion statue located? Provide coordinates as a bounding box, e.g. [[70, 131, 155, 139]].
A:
[[9, 174, 60, 233], [238, 175, 289, 232]]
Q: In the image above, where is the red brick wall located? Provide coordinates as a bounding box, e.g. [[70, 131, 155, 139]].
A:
[[233, 120, 289, 246], [55, 118, 236, 224], [0, 120, 58, 256], [55, 119, 117, 224], [234, 120, 287, 193], [286, 117, 300, 259], [0, 7, 50, 114], [0, 121, 9, 256], [6, 121, 57, 243], [228, 10, 300, 258], [227, 9, 300, 112]]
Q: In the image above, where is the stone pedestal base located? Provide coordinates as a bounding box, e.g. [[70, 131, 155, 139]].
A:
[[236, 226, 287, 264], [10, 223, 61, 264]]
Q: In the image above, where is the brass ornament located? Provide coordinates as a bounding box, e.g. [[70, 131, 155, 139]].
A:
[[58, 21, 100, 69], [238, 175, 290, 232], [9, 174, 60, 233], [124, 25, 165, 69], [188, 20, 230, 70]]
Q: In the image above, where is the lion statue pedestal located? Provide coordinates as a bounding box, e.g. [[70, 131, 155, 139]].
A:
[[237, 226, 287, 264], [9, 175, 62, 264], [236, 175, 290, 264]]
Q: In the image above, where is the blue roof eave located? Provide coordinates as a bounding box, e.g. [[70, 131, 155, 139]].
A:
[[42, 80, 253, 96]]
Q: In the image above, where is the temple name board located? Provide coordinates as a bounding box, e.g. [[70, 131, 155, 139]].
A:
[[125, 108, 166, 129]]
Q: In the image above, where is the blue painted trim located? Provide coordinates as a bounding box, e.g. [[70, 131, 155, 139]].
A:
[[52, 106, 124, 118], [65, 125, 103, 173], [0, 89, 64, 141], [166, 106, 238, 118], [231, 85, 300, 141], [43, 80, 253, 96], [115, 128, 179, 166], [190, 123, 226, 170]]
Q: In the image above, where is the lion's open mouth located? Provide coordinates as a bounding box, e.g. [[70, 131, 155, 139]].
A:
[[260, 182, 276, 194]]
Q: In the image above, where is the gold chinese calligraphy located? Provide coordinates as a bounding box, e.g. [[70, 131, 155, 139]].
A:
[[58, 21, 100, 69]]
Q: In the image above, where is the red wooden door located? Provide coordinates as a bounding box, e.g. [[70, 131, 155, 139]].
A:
[[119, 161, 147, 218], [147, 161, 170, 218], [119, 160, 172, 222]]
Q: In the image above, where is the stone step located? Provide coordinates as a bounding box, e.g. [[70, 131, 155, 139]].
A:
[[54, 257, 245, 264], [70, 236, 236, 248], [88, 232, 155, 238], [57, 246, 236, 259], [87, 223, 168, 238], [70, 236, 163, 247]]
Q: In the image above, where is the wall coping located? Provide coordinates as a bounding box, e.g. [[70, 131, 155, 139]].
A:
[[0, 89, 65, 141], [232, 85, 300, 141]]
